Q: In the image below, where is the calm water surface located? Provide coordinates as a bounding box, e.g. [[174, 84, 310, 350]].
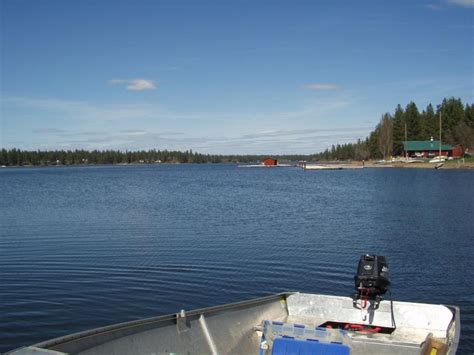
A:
[[1, 165, 473, 352]]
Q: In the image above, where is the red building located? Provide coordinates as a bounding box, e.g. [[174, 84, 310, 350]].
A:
[[263, 158, 278, 166], [452, 144, 464, 158]]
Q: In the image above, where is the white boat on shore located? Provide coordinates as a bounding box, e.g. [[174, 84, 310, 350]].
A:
[[429, 156, 447, 164], [9, 255, 460, 355]]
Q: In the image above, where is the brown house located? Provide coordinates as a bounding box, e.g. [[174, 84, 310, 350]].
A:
[[403, 141, 464, 158]]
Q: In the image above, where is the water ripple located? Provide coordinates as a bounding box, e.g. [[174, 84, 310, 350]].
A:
[[1, 165, 473, 352]]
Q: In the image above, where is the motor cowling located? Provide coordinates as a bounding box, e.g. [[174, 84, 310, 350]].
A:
[[354, 255, 390, 302]]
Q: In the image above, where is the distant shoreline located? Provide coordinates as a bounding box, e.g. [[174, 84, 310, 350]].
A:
[[2, 160, 474, 170]]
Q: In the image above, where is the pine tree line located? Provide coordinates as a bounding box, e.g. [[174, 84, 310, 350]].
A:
[[0, 148, 317, 166], [314, 97, 474, 161], [0, 149, 220, 166]]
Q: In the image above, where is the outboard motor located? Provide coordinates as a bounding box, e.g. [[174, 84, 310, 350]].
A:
[[353, 254, 390, 309]]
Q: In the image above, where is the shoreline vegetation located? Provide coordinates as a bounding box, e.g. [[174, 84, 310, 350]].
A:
[[2, 158, 473, 169], [2, 97, 473, 169]]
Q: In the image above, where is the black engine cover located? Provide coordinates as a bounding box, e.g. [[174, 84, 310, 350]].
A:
[[354, 254, 390, 298]]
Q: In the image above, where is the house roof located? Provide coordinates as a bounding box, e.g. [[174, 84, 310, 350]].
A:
[[403, 140, 452, 151]]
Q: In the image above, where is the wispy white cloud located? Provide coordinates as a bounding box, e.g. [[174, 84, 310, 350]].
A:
[[239, 127, 372, 140], [426, 3, 443, 10], [4, 97, 88, 111], [41, 128, 370, 155], [2, 95, 366, 154], [32, 128, 69, 134], [110, 78, 157, 91], [159, 66, 180, 71], [186, 129, 370, 155], [3, 96, 163, 122], [302, 83, 341, 90], [447, 0, 474, 7]]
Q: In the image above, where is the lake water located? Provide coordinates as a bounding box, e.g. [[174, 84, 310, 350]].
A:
[[1, 164, 473, 353]]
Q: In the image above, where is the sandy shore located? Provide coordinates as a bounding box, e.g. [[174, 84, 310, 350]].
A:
[[362, 160, 474, 169]]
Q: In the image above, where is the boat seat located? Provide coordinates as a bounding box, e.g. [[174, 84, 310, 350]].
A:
[[272, 337, 350, 355]]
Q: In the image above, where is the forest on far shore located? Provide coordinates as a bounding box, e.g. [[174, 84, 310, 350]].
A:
[[315, 97, 473, 161], [1, 97, 473, 166]]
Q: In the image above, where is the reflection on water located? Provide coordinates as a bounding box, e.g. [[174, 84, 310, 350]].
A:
[[0, 165, 473, 352]]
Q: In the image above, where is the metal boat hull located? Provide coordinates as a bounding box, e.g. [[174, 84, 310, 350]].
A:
[[9, 292, 460, 355]]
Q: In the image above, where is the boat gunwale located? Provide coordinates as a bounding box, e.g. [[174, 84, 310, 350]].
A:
[[25, 292, 293, 352], [446, 305, 461, 354]]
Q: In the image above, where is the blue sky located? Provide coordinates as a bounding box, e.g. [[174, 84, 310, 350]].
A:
[[1, 0, 473, 154]]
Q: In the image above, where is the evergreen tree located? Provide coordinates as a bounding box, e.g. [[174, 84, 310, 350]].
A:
[[367, 129, 380, 159], [0, 149, 7, 165], [422, 104, 437, 140], [465, 104, 474, 128], [405, 102, 421, 140], [392, 104, 405, 156], [378, 113, 394, 159], [437, 97, 465, 144]]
